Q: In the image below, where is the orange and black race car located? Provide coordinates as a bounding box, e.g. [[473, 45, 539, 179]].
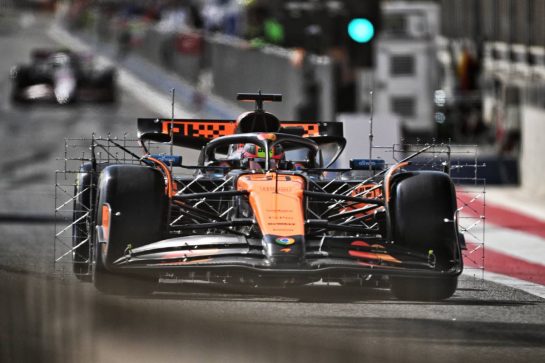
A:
[[71, 92, 464, 300]]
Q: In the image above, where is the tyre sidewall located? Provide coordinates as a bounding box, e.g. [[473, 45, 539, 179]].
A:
[[96, 165, 167, 268], [72, 162, 95, 276], [390, 171, 459, 268], [93, 165, 167, 294]]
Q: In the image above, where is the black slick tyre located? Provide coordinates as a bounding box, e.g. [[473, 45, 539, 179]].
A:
[[10, 66, 32, 104], [390, 276, 458, 301], [93, 165, 167, 295], [389, 171, 461, 301]]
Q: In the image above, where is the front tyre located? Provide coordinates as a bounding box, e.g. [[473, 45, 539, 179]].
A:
[[72, 162, 96, 281], [389, 171, 461, 301], [93, 165, 167, 295], [390, 276, 458, 301]]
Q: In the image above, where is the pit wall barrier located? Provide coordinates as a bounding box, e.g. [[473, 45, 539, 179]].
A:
[[208, 35, 334, 120], [65, 11, 335, 121], [521, 105, 545, 197]]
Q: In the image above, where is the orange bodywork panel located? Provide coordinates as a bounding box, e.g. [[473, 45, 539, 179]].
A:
[[237, 174, 305, 236], [349, 241, 401, 264], [101, 204, 111, 242], [341, 184, 383, 218]]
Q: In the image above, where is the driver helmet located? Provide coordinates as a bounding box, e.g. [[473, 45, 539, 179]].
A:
[[231, 143, 284, 170]]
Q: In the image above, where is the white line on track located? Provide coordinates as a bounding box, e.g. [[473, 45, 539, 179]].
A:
[[485, 188, 545, 223], [484, 224, 545, 267], [460, 205, 545, 299]]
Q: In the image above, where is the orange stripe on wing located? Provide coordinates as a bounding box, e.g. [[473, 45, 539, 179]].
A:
[[280, 123, 320, 137], [349, 241, 401, 264], [161, 121, 236, 139]]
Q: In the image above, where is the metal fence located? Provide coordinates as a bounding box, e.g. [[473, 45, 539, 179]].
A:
[[441, 0, 545, 47]]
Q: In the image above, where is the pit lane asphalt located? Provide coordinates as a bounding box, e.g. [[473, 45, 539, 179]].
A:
[[1, 13, 544, 363]]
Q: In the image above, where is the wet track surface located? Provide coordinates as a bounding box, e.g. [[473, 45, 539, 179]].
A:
[[1, 14, 545, 363]]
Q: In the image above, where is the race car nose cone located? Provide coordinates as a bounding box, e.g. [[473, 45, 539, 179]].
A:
[[262, 235, 305, 267]]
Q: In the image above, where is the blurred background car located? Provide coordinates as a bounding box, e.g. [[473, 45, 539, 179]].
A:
[[10, 48, 117, 104]]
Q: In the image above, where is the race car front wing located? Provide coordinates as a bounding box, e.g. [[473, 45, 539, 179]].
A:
[[108, 234, 463, 279]]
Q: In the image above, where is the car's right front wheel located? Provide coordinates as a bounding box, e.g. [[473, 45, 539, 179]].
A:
[[389, 276, 458, 301], [388, 171, 461, 301], [93, 165, 167, 295]]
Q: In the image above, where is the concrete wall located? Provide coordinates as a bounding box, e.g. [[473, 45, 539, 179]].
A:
[[208, 36, 335, 121], [336, 113, 401, 168], [521, 106, 545, 196], [68, 12, 335, 122]]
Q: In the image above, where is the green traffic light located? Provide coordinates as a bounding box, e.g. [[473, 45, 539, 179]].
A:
[[348, 18, 375, 43]]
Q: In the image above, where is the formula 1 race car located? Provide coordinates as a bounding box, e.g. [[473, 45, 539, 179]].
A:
[[10, 48, 116, 104], [66, 92, 464, 301]]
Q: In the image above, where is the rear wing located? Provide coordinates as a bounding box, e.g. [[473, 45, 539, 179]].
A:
[[137, 118, 343, 149]]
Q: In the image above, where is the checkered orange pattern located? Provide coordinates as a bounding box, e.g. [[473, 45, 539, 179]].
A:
[[282, 123, 320, 137], [161, 120, 321, 139], [162, 121, 237, 139]]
